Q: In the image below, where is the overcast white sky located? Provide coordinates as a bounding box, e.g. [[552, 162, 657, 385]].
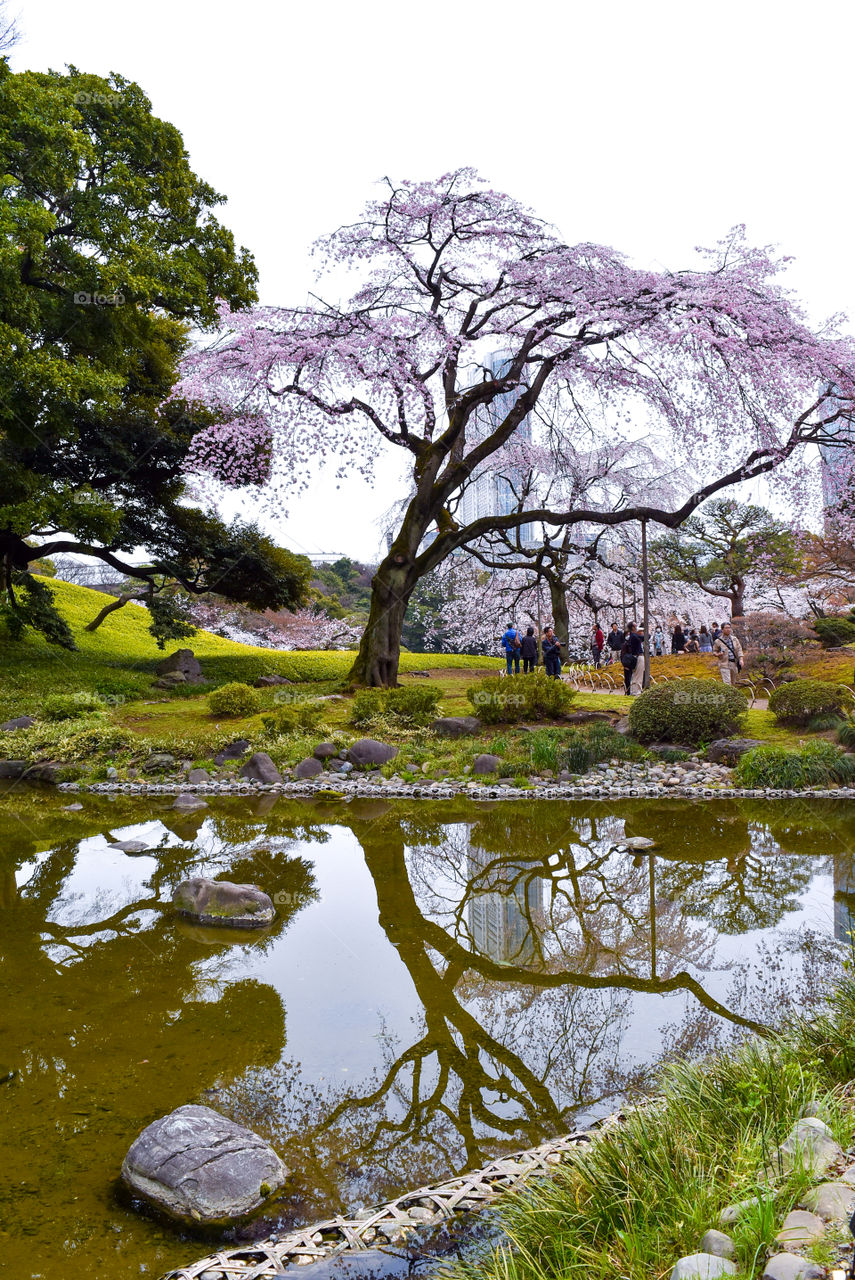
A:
[[14, 0, 855, 561]]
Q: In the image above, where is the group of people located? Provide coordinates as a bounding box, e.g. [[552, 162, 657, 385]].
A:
[[590, 620, 745, 687], [503, 616, 745, 693], [500, 624, 564, 678]]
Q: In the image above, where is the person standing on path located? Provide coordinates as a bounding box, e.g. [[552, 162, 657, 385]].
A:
[[606, 623, 624, 664], [698, 625, 713, 653], [591, 624, 604, 668], [630, 624, 645, 696], [712, 623, 744, 685], [671, 624, 686, 654], [542, 627, 563, 678], [501, 621, 522, 675], [620, 623, 643, 695], [653, 625, 665, 656], [520, 626, 538, 673]]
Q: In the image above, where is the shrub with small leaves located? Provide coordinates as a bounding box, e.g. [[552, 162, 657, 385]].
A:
[[466, 669, 575, 724], [813, 615, 855, 648], [42, 692, 106, 721], [768, 679, 850, 726], [628, 678, 747, 744], [262, 701, 324, 736], [208, 682, 261, 717], [350, 684, 442, 729]]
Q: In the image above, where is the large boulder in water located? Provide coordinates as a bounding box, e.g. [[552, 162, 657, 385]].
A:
[[172, 878, 275, 929], [121, 1104, 288, 1225]]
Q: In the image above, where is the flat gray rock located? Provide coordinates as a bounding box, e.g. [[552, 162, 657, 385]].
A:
[[699, 1230, 735, 1259], [238, 752, 282, 784], [472, 753, 502, 775], [187, 768, 210, 783], [1, 716, 33, 731], [777, 1116, 843, 1176], [0, 760, 26, 778], [121, 1104, 288, 1224], [313, 742, 339, 759], [774, 1209, 824, 1247], [720, 1195, 760, 1225], [801, 1179, 855, 1221], [346, 739, 398, 768], [294, 757, 323, 779], [670, 1254, 736, 1279], [430, 716, 482, 737], [142, 752, 176, 773], [111, 840, 151, 854], [762, 1254, 825, 1280], [173, 878, 274, 929]]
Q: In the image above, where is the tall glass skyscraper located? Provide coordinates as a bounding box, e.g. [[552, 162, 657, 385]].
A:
[[456, 351, 537, 547]]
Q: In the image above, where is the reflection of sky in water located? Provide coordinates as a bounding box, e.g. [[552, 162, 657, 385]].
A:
[[14, 811, 847, 1095]]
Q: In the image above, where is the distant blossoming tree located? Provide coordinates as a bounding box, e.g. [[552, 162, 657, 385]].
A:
[[182, 169, 855, 685]]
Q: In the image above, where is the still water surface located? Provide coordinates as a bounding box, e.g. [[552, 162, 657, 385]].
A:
[[1, 791, 853, 1278]]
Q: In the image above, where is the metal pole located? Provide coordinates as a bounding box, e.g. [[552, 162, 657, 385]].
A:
[[641, 518, 651, 690]]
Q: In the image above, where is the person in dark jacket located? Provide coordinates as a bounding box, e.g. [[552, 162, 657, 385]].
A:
[[621, 623, 644, 695], [542, 627, 562, 678], [671, 624, 686, 654], [606, 623, 624, 664], [520, 626, 538, 673]]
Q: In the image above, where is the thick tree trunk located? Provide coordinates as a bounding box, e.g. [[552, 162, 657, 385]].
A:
[[548, 580, 570, 653], [348, 560, 416, 687]]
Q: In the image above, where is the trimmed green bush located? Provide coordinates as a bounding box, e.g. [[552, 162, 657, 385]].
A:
[[350, 684, 442, 729], [466, 669, 575, 724], [208, 682, 262, 717], [350, 688, 387, 728], [42, 692, 105, 721], [768, 678, 850, 726], [737, 740, 855, 789], [628, 678, 747, 744], [813, 615, 855, 648], [261, 700, 324, 736]]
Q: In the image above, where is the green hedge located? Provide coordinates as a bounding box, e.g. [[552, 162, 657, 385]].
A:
[[628, 678, 747, 744], [208, 682, 262, 717], [813, 615, 855, 648], [768, 679, 850, 726], [466, 670, 575, 724]]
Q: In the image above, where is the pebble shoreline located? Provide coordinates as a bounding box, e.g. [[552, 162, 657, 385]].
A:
[[59, 760, 855, 802]]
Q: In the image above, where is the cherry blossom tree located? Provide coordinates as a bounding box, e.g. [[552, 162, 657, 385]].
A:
[[182, 170, 855, 685]]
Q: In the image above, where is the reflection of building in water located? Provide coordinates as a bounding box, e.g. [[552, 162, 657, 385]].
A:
[[467, 846, 545, 964], [833, 853, 855, 944]]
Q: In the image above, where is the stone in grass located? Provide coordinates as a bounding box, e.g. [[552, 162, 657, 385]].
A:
[[313, 742, 339, 760], [670, 1254, 736, 1280], [238, 752, 282, 784], [1, 716, 33, 731], [172, 794, 208, 813], [173, 878, 274, 929], [214, 739, 251, 766], [776, 1116, 844, 1177], [472, 754, 502, 775], [698, 1230, 736, 1260], [346, 739, 398, 769], [720, 1195, 761, 1225], [762, 1255, 825, 1280], [294, 757, 323, 779], [774, 1209, 825, 1248], [155, 648, 203, 683], [143, 752, 177, 773], [430, 716, 483, 737], [705, 738, 764, 765], [801, 1179, 855, 1222], [121, 1104, 288, 1226], [187, 768, 210, 783]]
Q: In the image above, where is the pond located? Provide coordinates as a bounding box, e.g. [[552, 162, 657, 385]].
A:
[[1, 789, 853, 1279]]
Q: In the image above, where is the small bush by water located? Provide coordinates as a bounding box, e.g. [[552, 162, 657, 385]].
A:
[[351, 683, 443, 729], [628, 678, 747, 744]]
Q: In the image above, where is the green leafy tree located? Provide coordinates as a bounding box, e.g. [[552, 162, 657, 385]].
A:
[[0, 63, 306, 645], [651, 499, 800, 619]]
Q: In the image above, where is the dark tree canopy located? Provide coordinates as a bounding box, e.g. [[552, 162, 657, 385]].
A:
[[0, 63, 305, 645]]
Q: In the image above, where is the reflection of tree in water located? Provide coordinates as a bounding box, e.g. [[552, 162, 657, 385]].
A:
[[218, 803, 771, 1223]]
